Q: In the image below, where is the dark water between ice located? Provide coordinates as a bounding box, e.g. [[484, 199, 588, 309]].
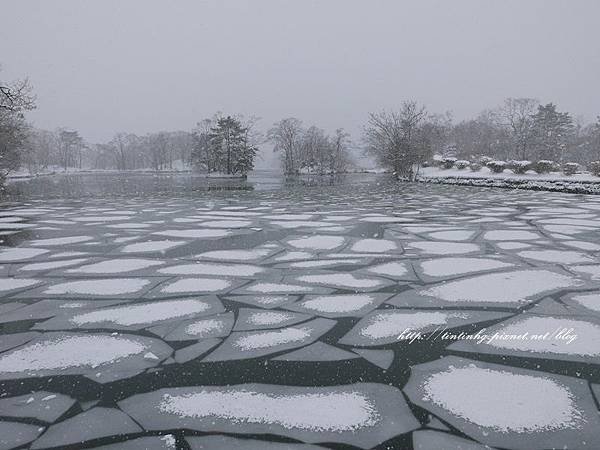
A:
[[1, 171, 599, 449]]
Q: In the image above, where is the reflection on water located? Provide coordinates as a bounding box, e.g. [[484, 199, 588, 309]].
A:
[[1, 170, 385, 200]]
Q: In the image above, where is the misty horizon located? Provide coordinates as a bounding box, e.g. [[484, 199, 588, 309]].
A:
[[2, 0, 599, 143]]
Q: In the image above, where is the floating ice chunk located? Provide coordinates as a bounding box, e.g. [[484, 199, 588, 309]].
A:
[[30, 236, 93, 246], [44, 278, 151, 296], [295, 273, 391, 290], [0, 247, 49, 262], [350, 239, 397, 253], [419, 257, 514, 278], [359, 216, 409, 223], [38, 298, 224, 331], [20, 258, 88, 271], [0, 421, 43, 450], [186, 435, 324, 450], [243, 282, 323, 294], [195, 248, 273, 261], [351, 349, 394, 370], [0, 299, 125, 324], [263, 214, 315, 220], [365, 261, 409, 278], [408, 242, 480, 255], [286, 294, 388, 318], [287, 235, 345, 250], [404, 356, 600, 449], [570, 264, 600, 280], [89, 436, 178, 450], [413, 430, 493, 450], [568, 293, 600, 313], [160, 278, 232, 294], [0, 278, 41, 292], [427, 230, 476, 241], [563, 240, 600, 251], [203, 318, 336, 361], [270, 221, 331, 228], [121, 240, 185, 253], [288, 259, 363, 268], [174, 339, 221, 363], [518, 249, 594, 264], [340, 309, 508, 346], [274, 251, 314, 261], [450, 314, 600, 363], [73, 215, 132, 222], [224, 295, 297, 309], [234, 308, 312, 331], [30, 407, 142, 449], [162, 312, 234, 341], [199, 220, 252, 228], [0, 332, 171, 382], [496, 241, 531, 250], [410, 270, 580, 306], [483, 230, 539, 241], [68, 258, 164, 274], [0, 391, 75, 423], [153, 229, 232, 239], [273, 341, 358, 362], [159, 262, 263, 277], [119, 383, 419, 449]]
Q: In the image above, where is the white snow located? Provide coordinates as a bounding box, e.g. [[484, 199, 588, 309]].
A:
[[287, 235, 345, 250], [0, 335, 147, 372], [30, 236, 93, 246], [121, 240, 185, 253], [408, 242, 480, 255], [350, 239, 397, 253], [420, 257, 513, 277], [153, 229, 231, 239], [45, 279, 150, 295], [297, 273, 384, 289], [570, 293, 600, 312], [20, 259, 88, 271], [158, 389, 379, 432], [68, 259, 163, 274], [422, 365, 585, 433], [160, 278, 231, 293], [70, 299, 214, 326], [0, 248, 49, 262], [427, 230, 475, 241], [0, 278, 40, 291], [232, 327, 313, 351], [158, 263, 263, 277], [518, 250, 594, 264], [422, 270, 578, 304], [195, 249, 272, 261], [483, 230, 539, 241], [298, 295, 377, 314]]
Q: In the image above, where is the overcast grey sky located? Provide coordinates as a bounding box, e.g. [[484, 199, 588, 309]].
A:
[[1, 0, 599, 142]]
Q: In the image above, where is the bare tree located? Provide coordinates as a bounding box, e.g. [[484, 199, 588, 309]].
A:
[[499, 98, 538, 160], [364, 101, 430, 180], [268, 118, 304, 175]]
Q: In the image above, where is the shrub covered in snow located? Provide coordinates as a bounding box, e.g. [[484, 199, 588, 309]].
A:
[[507, 160, 532, 174], [469, 162, 482, 172], [441, 157, 457, 169], [478, 156, 493, 166], [589, 161, 600, 176], [562, 162, 579, 176], [454, 160, 470, 170], [535, 160, 556, 174], [486, 160, 506, 173]]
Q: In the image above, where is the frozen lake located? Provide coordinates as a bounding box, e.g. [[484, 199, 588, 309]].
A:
[[1, 172, 599, 449]]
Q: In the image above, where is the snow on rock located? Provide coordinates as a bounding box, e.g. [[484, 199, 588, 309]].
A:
[[118, 383, 419, 449], [286, 294, 389, 318], [404, 356, 600, 449], [339, 309, 509, 346], [203, 318, 336, 361], [0, 332, 172, 382]]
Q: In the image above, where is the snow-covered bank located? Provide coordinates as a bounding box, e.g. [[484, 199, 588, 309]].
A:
[[418, 166, 600, 194]]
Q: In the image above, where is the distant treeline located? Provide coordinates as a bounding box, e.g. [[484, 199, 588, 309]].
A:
[[2, 70, 600, 181]]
